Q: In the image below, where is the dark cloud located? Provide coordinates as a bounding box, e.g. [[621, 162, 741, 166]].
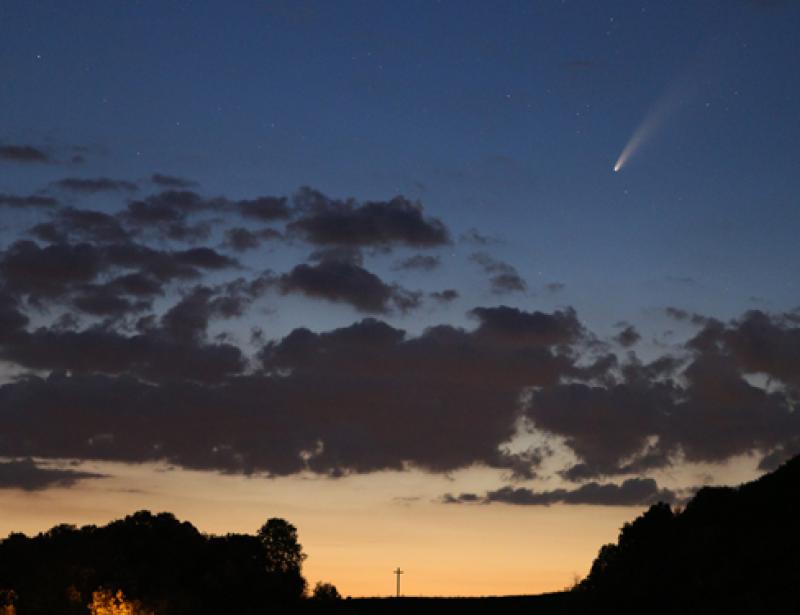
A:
[[53, 177, 138, 193], [71, 273, 164, 319], [307, 246, 363, 266], [119, 191, 231, 243], [393, 254, 441, 272], [0, 291, 29, 342], [469, 252, 526, 294], [289, 188, 449, 248], [688, 310, 800, 387], [615, 325, 641, 347], [103, 243, 238, 282], [64, 271, 168, 319], [151, 173, 197, 188], [526, 350, 800, 480], [0, 240, 238, 311], [223, 227, 282, 252], [459, 228, 502, 245], [664, 307, 708, 325], [545, 282, 565, 293], [161, 278, 272, 343], [237, 196, 291, 221], [71, 284, 152, 318], [0, 171, 797, 492], [444, 478, 677, 507], [430, 289, 459, 303], [35, 207, 131, 243], [0, 194, 59, 208], [0, 458, 105, 491], [0, 305, 581, 476], [279, 260, 420, 314], [1, 320, 247, 384], [0, 144, 49, 163], [470, 305, 584, 347], [0, 241, 105, 300]]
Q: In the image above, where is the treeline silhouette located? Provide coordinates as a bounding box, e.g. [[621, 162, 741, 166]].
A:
[[0, 512, 311, 614], [2, 455, 799, 614], [575, 453, 800, 614]]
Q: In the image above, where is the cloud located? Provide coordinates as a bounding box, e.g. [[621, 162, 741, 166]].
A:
[[459, 228, 502, 245], [237, 196, 291, 221], [545, 282, 565, 293], [469, 252, 527, 294], [0, 194, 59, 208], [288, 188, 449, 248], [0, 241, 105, 300], [0, 305, 580, 476], [0, 240, 239, 311], [526, 350, 800, 480], [0, 458, 105, 491], [393, 254, 441, 272], [469, 305, 584, 347], [223, 227, 282, 252], [615, 325, 641, 347], [430, 289, 459, 303], [32, 207, 131, 243], [53, 177, 138, 193], [1, 313, 248, 384], [0, 176, 797, 490], [279, 260, 420, 314], [664, 307, 707, 325], [444, 478, 677, 507], [688, 309, 800, 387], [151, 173, 197, 188], [307, 246, 363, 266], [119, 191, 220, 242], [0, 144, 50, 163]]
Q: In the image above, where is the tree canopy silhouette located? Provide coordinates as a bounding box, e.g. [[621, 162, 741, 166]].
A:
[[0, 511, 307, 614], [576, 454, 800, 614]]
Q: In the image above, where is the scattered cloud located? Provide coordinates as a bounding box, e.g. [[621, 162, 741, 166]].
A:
[[614, 325, 641, 347], [279, 260, 420, 314], [53, 177, 138, 193], [0, 458, 105, 491], [469, 252, 526, 294], [430, 289, 459, 303], [459, 228, 502, 245], [289, 188, 449, 248], [393, 254, 441, 271], [0, 144, 50, 163], [151, 173, 197, 188], [444, 478, 677, 507], [0, 194, 59, 208]]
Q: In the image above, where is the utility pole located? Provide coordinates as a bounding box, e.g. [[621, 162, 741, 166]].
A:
[[393, 567, 403, 597]]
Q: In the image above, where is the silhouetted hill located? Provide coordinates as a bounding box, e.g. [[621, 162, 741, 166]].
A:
[[577, 454, 800, 614]]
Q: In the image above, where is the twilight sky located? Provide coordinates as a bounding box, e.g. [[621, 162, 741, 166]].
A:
[[1, 0, 799, 597]]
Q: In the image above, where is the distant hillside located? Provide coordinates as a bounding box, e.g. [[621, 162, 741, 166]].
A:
[[576, 454, 800, 614]]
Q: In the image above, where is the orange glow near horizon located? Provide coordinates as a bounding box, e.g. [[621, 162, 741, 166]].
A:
[[0, 458, 763, 597]]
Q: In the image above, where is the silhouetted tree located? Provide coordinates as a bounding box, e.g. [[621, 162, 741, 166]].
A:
[[257, 518, 308, 602], [577, 454, 800, 615], [312, 582, 341, 602], [257, 518, 307, 573]]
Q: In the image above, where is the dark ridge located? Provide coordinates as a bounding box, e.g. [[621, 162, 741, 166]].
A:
[[576, 453, 800, 614]]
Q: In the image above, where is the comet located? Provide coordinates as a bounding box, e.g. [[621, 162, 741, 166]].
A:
[[613, 80, 689, 173]]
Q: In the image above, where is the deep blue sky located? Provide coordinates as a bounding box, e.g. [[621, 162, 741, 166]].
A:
[[3, 0, 799, 336]]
